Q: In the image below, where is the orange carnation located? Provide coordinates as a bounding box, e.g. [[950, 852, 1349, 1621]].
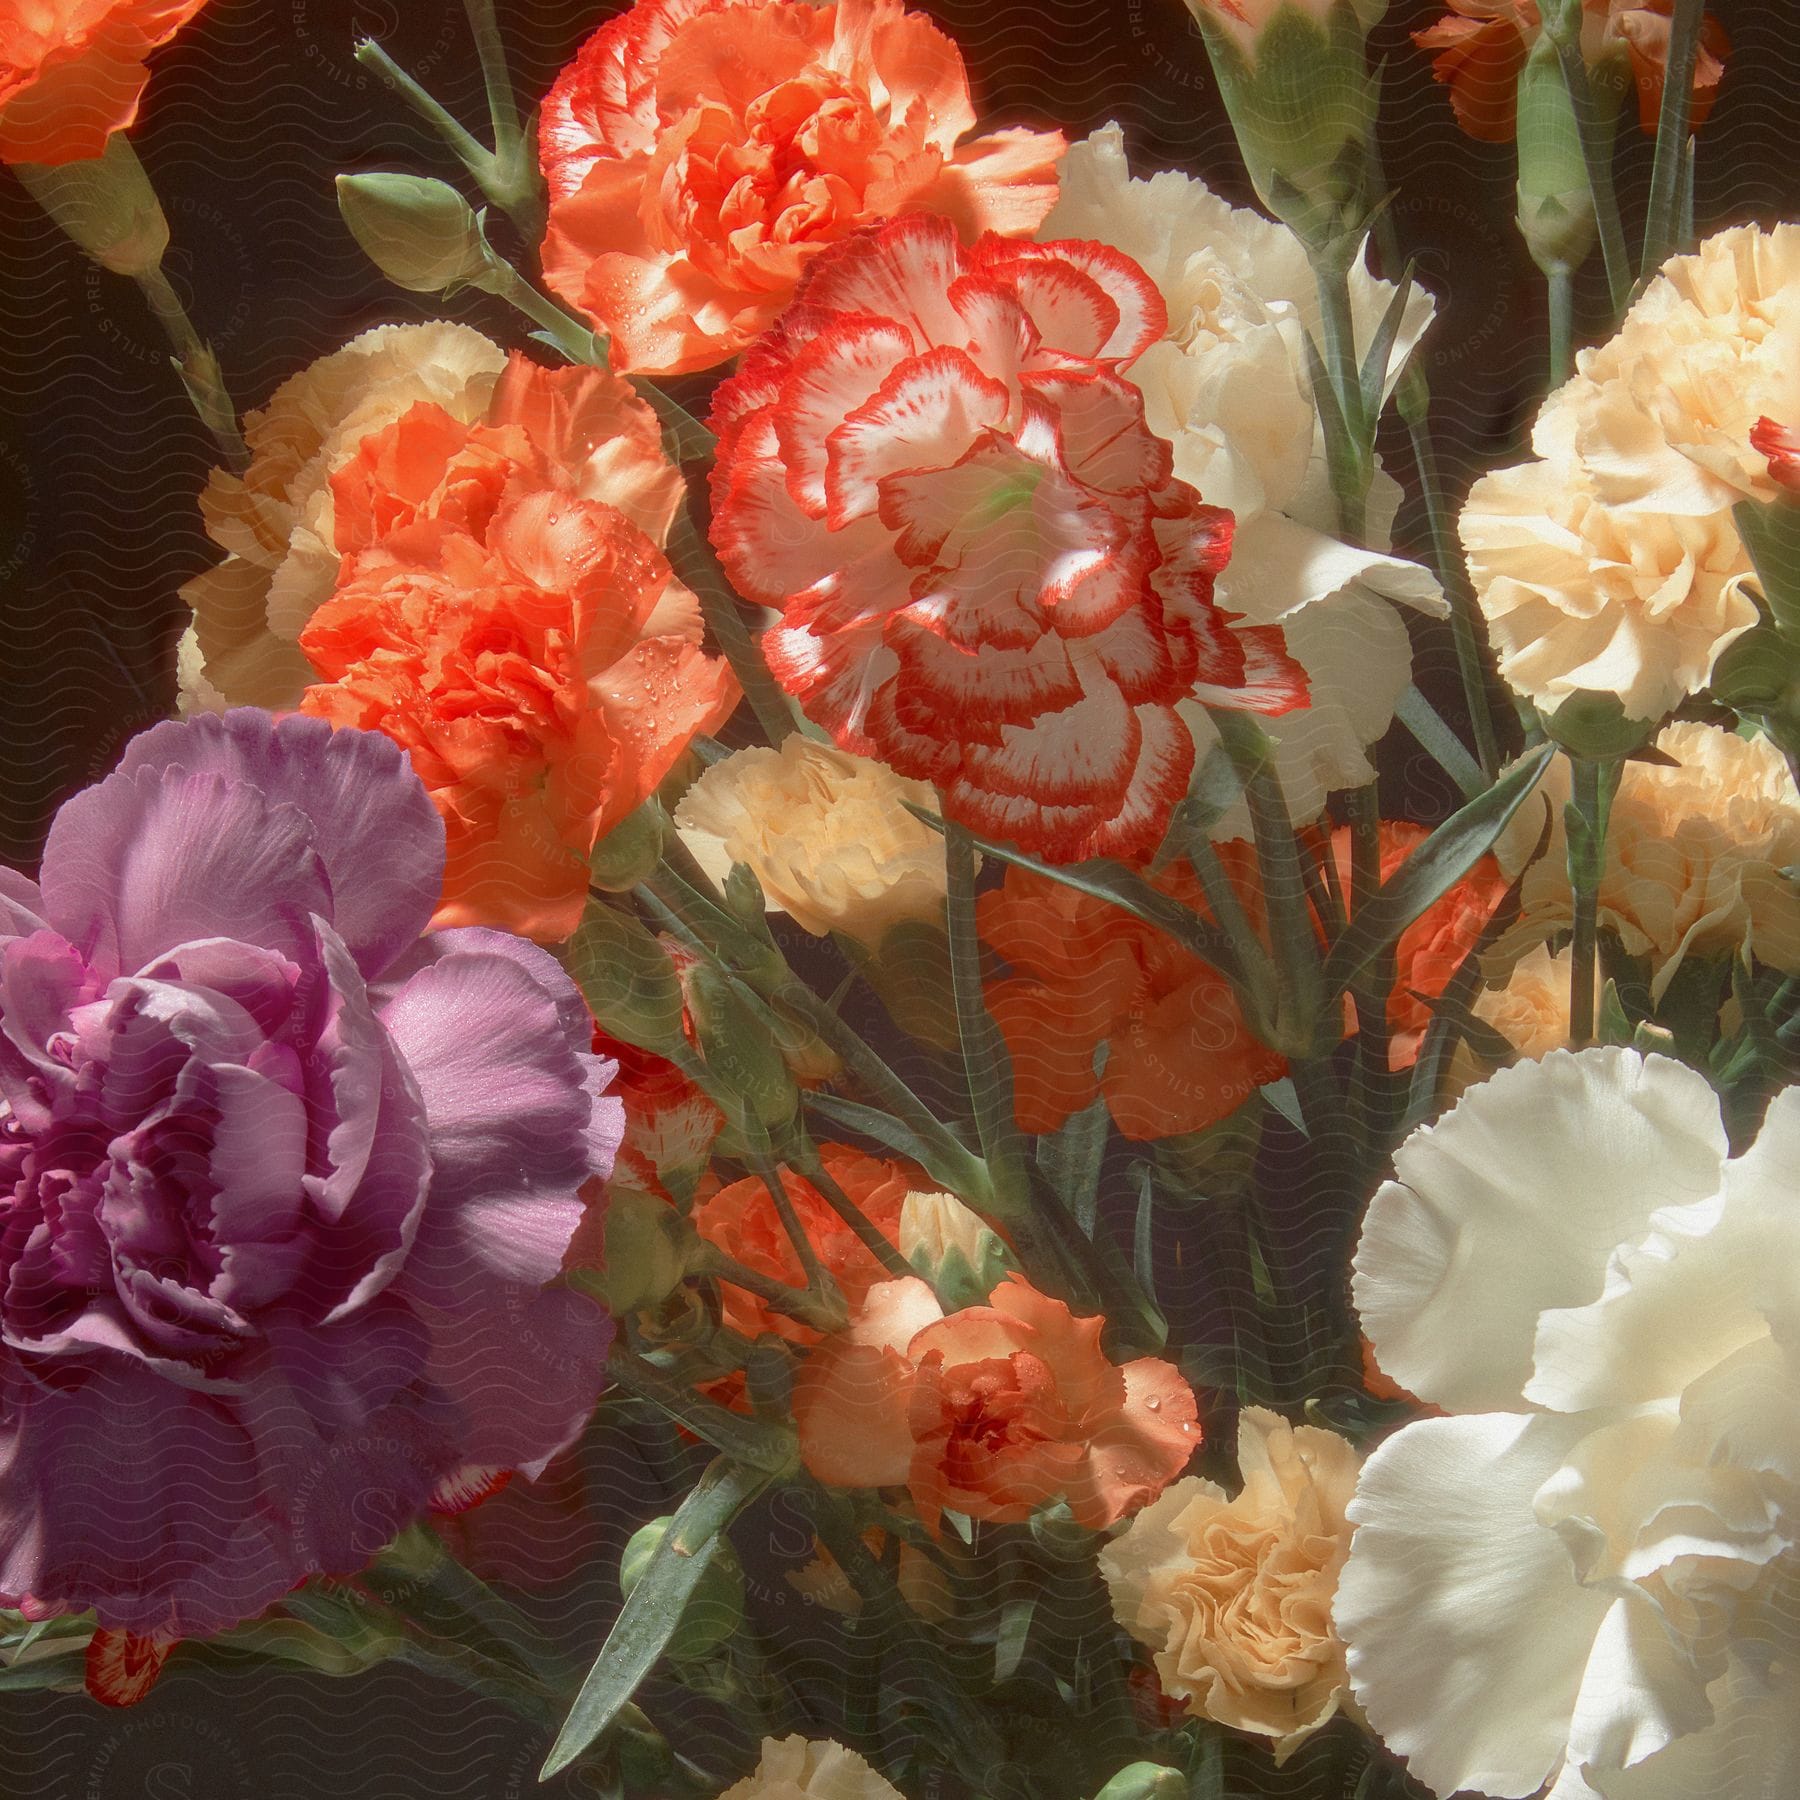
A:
[[0, 0, 206, 167], [298, 354, 735, 941], [537, 0, 1065, 374], [592, 1025, 724, 1202], [1325, 822, 1511, 1070], [691, 1145, 912, 1346], [794, 1273, 1198, 1531], [979, 854, 1284, 1141], [1415, 0, 1727, 143], [298, 490, 736, 942]]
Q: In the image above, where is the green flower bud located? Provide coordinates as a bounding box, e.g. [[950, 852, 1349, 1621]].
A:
[[1514, 35, 1597, 275], [1186, 1, 1379, 252], [900, 1188, 1010, 1309], [619, 1518, 744, 1662], [335, 173, 492, 295], [596, 1188, 696, 1313], [1542, 689, 1658, 761], [563, 901, 688, 1055], [588, 802, 667, 892], [15, 133, 169, 277], [1091, 1765, 1187, 1800]]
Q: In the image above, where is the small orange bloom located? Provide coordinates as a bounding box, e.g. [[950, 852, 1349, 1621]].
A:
[[979, 852, 1284, 1141], [298, 490, 737, 942], [0, 0, 206, 167], [537, 0, 1065, 374], [592, 1024, 724, 1200], [1753, 417, 1800, 496], [1326, 823, 1511, 1070], [794, 1273, 1198, 1531], [1415, 0, 1727, 143], [692, 1144, 912, 1345]]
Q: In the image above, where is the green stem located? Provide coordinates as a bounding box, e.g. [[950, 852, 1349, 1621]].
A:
[[664, 507, 807, 746], [1641, 0, 1704, 277], [1310, 253, 1372, 544], [606, 1348, 799, 1477], [943, 821, 1030, 1216], [1399, 371, 1503, 779], [476, 242, 608, 365], [787, 1144, 917, 1283], [1566, 756, 1614, 1047], [693, 1242, 846, 1334], [1547, 262, 1576, 388], [133, 264, 249, 470], [1552, 35, 1632, 319], [747, 1155, 834, 1298], [461, 0, 522, 150]]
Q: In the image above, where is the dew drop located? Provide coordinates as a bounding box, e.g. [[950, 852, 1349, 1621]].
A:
[[1144, 1396, 1161, 1412]]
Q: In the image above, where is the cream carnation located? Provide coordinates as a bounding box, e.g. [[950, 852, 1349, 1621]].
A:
[[1459, 225, 1800, 723], [718, 1737, 904, 1800], [1100, 1406, 1360, 1762], [1474, 942, 1573, 1061], [1339, 1048, 1800, 1799], [1042, 125, 1445, 834], [675, 737, 948, 947], [178, 322, 506, 711], [1498, 724, 1800, 997]]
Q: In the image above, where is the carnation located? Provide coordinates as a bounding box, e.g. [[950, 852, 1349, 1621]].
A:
[[1497, 724, 1800, 998], [795, 1274, 1198, 1530], [0, 0, 209, 166], [717, 1736, 904, 1800], [1338, 1048, 1800, 1798], [709, 212, 1308, 863], [1100, 1407, 1360, 1762], [1042, 125, 1445, 834], [538, 0, 1066, 375], [674, 736, 948, 948], [178, 322, 508, 712], [0, 711, 619, 1636]]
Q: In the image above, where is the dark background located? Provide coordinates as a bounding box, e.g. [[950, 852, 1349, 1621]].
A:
[[1, 0, 1799, 1794]]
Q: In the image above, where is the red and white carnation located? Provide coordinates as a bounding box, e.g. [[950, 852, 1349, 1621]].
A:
[[707, 213, 1308, 862]]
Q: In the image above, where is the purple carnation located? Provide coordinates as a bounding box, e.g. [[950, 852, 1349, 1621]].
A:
[[0, 710, 622, 1636]]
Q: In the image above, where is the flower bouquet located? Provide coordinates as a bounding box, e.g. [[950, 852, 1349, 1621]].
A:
[[3, 0, 1798, 1796]]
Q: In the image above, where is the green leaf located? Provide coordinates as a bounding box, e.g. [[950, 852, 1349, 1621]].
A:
[[902, 804, 1239, 978], [1394, 682, 1488, 800], [1734, 497, 1800, 640], [1036, 1097, 1111, 1239], [541, 1457, 773, 1781], [995, 1595, 1036, 1683], [1321, 743, 1555, 1003], [1358, 258, 1419, 428], [803, 1091, 989, 1201]]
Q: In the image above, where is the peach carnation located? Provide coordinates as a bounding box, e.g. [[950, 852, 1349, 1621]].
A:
[[178, 322, 508, 712], [691, 1145, 912, 1346], [978, 853, 1283, 1141], [0, 0, 208, 167], [1415, 1, 1728, 144], [1099, 1407, 1360, 1762], [718, 1737, 904, 1800], [538, 0, 1065, 375], [298, 490, 736, 942], [709, 212, 1307, 863], [674, 736, 947, 948], [794, 1273, 1198, 1530]]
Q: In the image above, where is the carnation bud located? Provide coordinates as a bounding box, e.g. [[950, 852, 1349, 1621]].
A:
[[1183, 0, 1381, 251], [1092, 1765, 1188, 1800], [900, 1189, 1011, 1311], [596, 1188, 697, 1313], [14, 133, 169, 277], [588, 802, 667, 892], [618, 1518, 744, 1662], [1514, 36, 1599, 275], [563, 902, 689, 1056], [685, 963, 801, 1132], [335, 173, 493, 294], [1541, 689, 1657, 761]]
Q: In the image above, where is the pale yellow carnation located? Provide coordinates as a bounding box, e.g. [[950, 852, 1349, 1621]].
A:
[[1497, 724, 1800, 998], [1462, 455, 1755, 722], [1462, 224, 1800, 723], [674, 738, 947, 946], [1473, 943, 1573, 1061], [178, 321, 508, 712], [717, 1737, 905, 1800], [1098, 1407, 1359, 1763], [1549, 222, 1800, 517]]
